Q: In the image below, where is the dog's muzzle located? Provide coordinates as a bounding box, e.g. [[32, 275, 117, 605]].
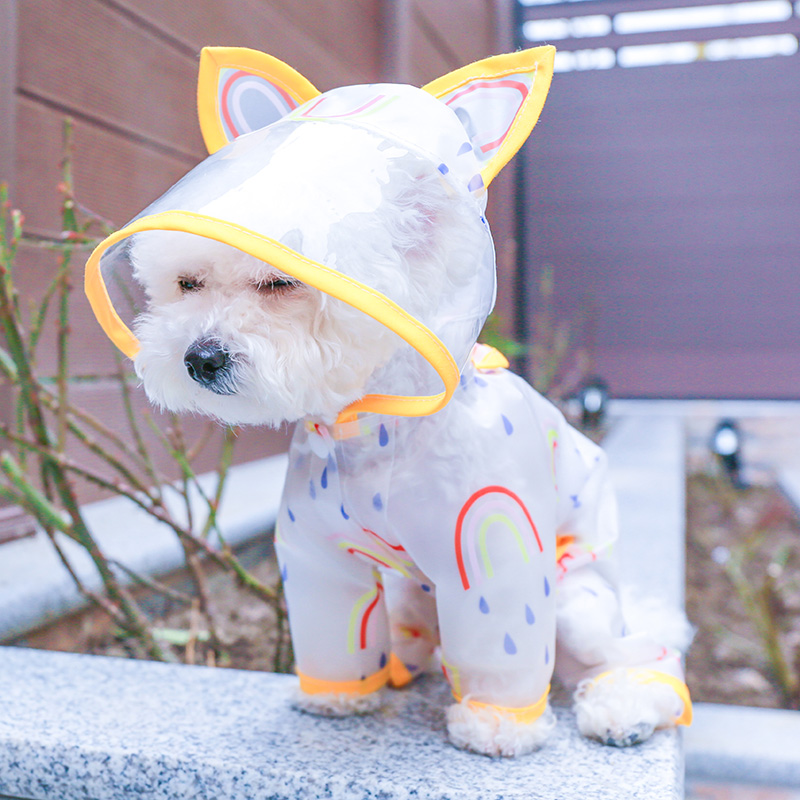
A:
[[184, 338, 235, 395]]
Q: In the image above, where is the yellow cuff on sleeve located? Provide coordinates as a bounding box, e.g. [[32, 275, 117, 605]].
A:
[[453, 684, 550, 725], [297, 664, 390, 697]]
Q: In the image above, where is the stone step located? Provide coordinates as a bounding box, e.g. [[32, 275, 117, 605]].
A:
[[0, 646, 684, 800]]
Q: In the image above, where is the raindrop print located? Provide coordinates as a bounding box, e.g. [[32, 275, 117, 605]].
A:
[[474, 376, 488, 387], [544, 576, 550, 597], [280, 563, 288, 582], [457, 141, 472, 156], [570, 494, 581, 509], [504, 634, 517, 655], [341, 505, 350, 520], [379, 424, 389, 447], [525, 604, 535, 625], [502, 415, 513, 435], [421, 584, 431, 593], [437, 163, 449, 175], [373, 492, 383, 511], [327, 455, 337, 472], [309, 480, 316, 500], [479, 596, 490, 614], [468, 174, 484, 192], [545, 645, 550, 665], [379, 652, 387, 669], [287, 508, 295, 522], [321, 467, 328, 489]]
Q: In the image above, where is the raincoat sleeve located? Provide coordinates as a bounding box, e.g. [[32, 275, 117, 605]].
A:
[[274, 445, 393, 696]]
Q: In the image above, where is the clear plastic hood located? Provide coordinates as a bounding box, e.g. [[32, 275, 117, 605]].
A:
[[85, 47, 555, 421]]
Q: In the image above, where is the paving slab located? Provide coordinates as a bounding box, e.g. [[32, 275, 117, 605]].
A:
[[685, 702, 800, 789], [604, 413, 686, 607]]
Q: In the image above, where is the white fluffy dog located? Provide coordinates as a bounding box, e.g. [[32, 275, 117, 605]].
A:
[[86, 46, 692, 757]]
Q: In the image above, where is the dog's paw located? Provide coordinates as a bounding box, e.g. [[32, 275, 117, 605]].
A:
[[446, 699, 555, 757], [574, 668, 688, 747], [293, 688, 385, 718]]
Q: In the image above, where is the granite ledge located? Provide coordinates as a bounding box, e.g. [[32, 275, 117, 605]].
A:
[[0, 646, 683, 800]]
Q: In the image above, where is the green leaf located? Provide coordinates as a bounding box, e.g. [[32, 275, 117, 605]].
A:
[[151, 627, 211, 646]]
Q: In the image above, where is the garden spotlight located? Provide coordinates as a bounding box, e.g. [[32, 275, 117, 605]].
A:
[[711, 419, 743, 488], [578, 379, 609, 430]]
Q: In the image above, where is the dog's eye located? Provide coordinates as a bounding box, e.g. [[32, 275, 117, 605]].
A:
[[253, 277, 300, 295], [178, 277, 203, 293]]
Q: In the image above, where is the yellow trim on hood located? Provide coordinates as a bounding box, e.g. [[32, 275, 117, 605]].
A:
[[84, 210, 460, 422], [197, 47, 320, 155], [422, 46, 555, 188]]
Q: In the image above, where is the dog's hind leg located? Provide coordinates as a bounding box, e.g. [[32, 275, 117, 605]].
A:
[[547, 418, 693, 745], [383, 572, 439, 687], [554, 564, 692, 746]]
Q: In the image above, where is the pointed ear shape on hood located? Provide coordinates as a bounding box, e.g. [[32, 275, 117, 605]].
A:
[[197, 47, 320, 154], [423, 46, 555, 188]]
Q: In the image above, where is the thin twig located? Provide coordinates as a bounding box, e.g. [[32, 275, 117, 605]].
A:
[[106, 559, 196, 606], [113, 350, 163, 499]]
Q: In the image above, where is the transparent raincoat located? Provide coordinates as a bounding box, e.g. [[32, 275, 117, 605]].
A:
[[84, 47, 691, 726]]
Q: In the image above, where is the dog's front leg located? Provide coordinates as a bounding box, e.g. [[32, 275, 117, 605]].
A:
[[435, 571, 557, 757], [275, 529, 391, 716]]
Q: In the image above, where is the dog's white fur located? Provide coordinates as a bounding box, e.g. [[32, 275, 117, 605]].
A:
[[132, 142, 481, 426], [130, 136, 689, 757]]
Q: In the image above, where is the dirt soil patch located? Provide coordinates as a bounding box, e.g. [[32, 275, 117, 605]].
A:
[[685, 468, 800, 710], [14, 538, 291, 673]]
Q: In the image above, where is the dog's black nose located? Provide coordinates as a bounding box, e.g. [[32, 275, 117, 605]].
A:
[[184, 338, 232, 391]]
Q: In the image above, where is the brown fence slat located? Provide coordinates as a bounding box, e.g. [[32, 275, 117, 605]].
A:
[[256, 0, 381, 79], [415, 0, 493, 69], [520, 50, 800, 399], [18, 0, 205, 160], [16, 97, 196, 236], [112, 0, 378, 90]]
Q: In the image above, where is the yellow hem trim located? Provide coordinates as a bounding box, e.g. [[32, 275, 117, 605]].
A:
[[84, 210, 460, 420], [298, 665, 390, 696], [453, 684, 550, 725], [593, 669, 693, 727]]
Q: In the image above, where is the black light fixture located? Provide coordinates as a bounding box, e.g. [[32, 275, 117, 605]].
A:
[[710, 419, 744, 488], [578, 378, 609, 430]]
